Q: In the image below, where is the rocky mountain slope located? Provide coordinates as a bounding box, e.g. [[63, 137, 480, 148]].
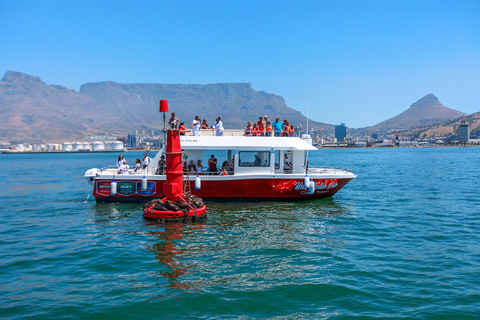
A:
[[0, 71, 331, 142], [366, 94, 467, 132]]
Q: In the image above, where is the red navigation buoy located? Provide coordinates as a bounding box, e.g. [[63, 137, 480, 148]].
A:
[[144, 103, 207, 222]]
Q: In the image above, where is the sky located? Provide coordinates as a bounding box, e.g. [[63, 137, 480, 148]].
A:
[[1, 0, 479, 128]]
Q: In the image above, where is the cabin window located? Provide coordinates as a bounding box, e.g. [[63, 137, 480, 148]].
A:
[[273, 150, 280, 169], [238, 151, 270, 167]]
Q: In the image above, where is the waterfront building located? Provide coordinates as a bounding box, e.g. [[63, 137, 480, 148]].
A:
[[459, 120, 469, 143], [335, 123, 347, 142]]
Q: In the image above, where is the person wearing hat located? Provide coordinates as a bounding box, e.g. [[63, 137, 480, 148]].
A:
[[169, 113, 179, 129], [264, 115, 272, 137]]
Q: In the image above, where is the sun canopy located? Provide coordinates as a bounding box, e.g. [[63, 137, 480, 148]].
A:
[[180, 136, 317, 151]]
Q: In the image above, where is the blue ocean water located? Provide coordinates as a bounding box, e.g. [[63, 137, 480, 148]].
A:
[[0, 147, 479, 319]]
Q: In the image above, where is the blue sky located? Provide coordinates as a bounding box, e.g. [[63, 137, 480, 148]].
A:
[[1, 0, 479, 128]]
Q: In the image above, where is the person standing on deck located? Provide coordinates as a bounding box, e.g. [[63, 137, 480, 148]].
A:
[[169, 113, 179, 129], [208, 154, 217, 175], [212, 117, 224, 136], [142, 153, 152, 169], [191, 116, 201, 136], [273, 117, 282, 137]]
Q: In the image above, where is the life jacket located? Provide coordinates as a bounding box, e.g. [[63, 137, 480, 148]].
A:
[[257, 121, 265, 132], [288, 125, 295, 136], [179, 124, 186, 132], [266, 124, 272, 132], [220, 170, 228, 176], [252, 127, 258, 136]]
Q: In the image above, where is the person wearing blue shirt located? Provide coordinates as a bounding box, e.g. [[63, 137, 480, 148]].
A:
[[273, 117, 282, 137]]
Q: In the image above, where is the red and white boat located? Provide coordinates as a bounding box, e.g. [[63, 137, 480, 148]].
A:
[[84, 134, 356, 202]]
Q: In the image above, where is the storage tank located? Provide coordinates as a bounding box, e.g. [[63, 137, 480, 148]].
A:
[[82, 142, 91, 151], [111, 140, 124, 151], [47, 144, 54, 152], [93, 141, 105, 151], [63, 142, 73, 151], [73, 142, 83, 151], [54, 144, 62, 151]]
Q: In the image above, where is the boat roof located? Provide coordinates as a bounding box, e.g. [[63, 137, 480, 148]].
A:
[[180, 136, 317, 151]]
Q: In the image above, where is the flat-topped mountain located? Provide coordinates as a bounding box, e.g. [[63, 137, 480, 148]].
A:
[[366, 94, 467, 131], [0, 71, 331, 142]]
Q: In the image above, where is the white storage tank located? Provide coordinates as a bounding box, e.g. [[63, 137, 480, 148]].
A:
[[54, 144, 62, 151], [73, 142, 83, 151], [111, 140, 124, 151], [93, 141, 105, 151], [47, 144, 54, 152], [63, 142, 73, 151], [82, 142, 91, 150]]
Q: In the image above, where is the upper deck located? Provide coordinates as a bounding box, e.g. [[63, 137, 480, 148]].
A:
[[179, 136, 317, 151]]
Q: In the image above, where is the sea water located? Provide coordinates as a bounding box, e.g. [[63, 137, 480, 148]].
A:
[[0, 147, 479, 319]]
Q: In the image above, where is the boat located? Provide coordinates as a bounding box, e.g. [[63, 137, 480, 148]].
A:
[[84, 134, 356, 202]]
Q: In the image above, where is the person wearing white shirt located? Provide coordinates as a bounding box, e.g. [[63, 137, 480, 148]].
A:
[[118, 160, 129, 174], [212, 117, 224, 136], [284, 153, 292, 172], [191, 116, 201, 136], [116, 155, 124, 167], [142, 153, 152, 169]]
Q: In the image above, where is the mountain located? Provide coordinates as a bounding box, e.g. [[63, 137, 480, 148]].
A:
[[0, 71, 332, 142], [0, 71, 127, 142], [366, 94, 467, 132], [79, 81, 331, 132]]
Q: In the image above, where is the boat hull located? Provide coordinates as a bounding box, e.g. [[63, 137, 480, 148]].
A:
[[93, 177, 353, 202]]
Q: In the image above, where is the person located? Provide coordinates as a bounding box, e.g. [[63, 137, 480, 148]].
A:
[[264, 115, 271, 127], [118, 159, 129, 174], [212, 117, 224, 136], [220, 167, 229, 176], [169, 112, 179, 129], [244, 122, 253, 136], [201, 119, 210, 129], [257, 117, 265, 136], [191, 115, 201, 136], [196, 160, 203, 175], [273, 117, 282, 137], [134, 158, 141, 173], [284, 153, 292, 171], [179, 122, 186, 136], [116, 155, 124, 167], [251, 123, 258, 136], [282, 119, 289, 136], [157, 156, 166, 175], [187, 160, 196, 173], [208, 154, 217, 175], [265, 119, 272, 137], [221, 160, 230, 171], [254, 154, 262, 166], [142, 153, 152, 169], [288, 123, 295, 136]]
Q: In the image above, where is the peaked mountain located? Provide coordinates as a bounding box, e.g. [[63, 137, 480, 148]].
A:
[[0, 71, 331, 142], [367, 94, 466, 131]]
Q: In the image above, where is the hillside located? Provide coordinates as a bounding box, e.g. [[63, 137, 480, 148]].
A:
[[366, 94, 466, 132], [0, 71, 332, 142], [0, 71, 127, 142], [79, 81, 332, 131]]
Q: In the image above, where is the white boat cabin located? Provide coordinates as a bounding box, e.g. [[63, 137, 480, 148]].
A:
[[149, 136, 317, 176]]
